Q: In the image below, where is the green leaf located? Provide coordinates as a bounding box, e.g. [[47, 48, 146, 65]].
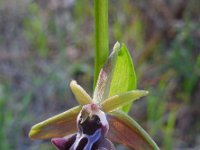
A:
[[107, 111, 160, 150], [108, 43, 137, 113], [93, 42, 120, 103], [101, 90, 148, 113]]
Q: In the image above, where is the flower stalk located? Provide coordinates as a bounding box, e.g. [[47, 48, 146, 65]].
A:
[[94, 0, 109, 87]]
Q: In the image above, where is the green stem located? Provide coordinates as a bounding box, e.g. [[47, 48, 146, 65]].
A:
[[94, 0, 109, 87]]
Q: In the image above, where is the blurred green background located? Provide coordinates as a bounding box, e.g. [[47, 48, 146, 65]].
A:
[[0, 0, 200, 149]]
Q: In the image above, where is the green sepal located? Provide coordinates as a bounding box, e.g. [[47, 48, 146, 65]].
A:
[[107, 111, 160, 150], [29, 106, 81, 139]]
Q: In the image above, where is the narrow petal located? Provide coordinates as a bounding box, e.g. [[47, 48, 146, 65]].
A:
[[29, 106, 81, 139], [70, 80, 93, 105], [107, 111, 160, 150], [93, 42, 120, 103], [101, 90, 148, 113]]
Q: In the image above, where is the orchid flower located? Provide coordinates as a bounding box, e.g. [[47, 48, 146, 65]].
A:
[[29, 42, 159, 150]]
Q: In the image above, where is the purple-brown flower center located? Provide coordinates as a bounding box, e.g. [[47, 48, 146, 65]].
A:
[[52, 104, 115, 150]]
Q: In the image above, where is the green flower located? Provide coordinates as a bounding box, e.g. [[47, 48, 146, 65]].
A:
[[29, 42, 159, 150]]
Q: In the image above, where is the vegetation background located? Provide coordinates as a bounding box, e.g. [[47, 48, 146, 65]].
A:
[[0, 0, 199, 149]]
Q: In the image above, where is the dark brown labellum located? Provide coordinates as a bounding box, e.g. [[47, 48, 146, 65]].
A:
[[52, 104, 116, 150]]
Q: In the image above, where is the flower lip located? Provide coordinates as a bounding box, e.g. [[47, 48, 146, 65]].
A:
[[52, 128, 116, 150], [51, 134, 76, 150], [52, 104, 111, 150]]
